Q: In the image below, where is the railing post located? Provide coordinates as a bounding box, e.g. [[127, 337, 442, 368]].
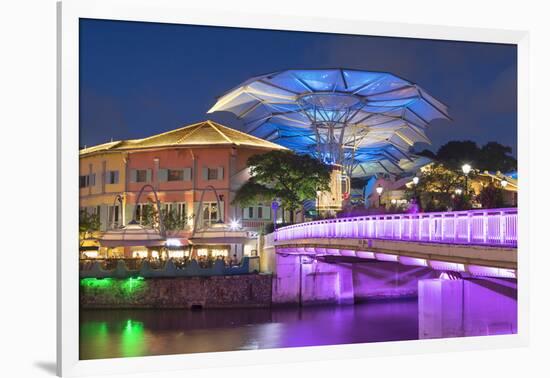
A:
[[453, 213, 458, 242], [440, 214, 445, 241], [467, 212, 472, 243], [428, 214, 433, 241], [500, 211, 505, 244], [483, 211, 488, 244]]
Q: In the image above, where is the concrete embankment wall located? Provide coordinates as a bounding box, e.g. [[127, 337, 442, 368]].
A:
[[80, 274, 272, 309]]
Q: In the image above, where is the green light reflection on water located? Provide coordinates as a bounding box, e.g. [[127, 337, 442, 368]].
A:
[[80, 321, 109, 353], [120, 319, 146, 357]]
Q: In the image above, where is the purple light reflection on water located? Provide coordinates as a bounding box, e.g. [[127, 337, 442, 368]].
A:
[[80, 289, 517, 360]]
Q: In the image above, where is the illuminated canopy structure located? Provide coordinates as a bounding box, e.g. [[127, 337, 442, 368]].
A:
[[208, 68, 450, 177]]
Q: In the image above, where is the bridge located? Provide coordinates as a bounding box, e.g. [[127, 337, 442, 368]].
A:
[[261, 208, 518, 336], [268, 208, 518, 278]]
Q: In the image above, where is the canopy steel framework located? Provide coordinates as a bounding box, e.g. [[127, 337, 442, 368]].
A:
[[208, 68, 450, 177]]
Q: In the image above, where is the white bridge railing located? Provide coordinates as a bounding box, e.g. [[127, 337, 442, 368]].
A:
[[276, 208, 517, 247]]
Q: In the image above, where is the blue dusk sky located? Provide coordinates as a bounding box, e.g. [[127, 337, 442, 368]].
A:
[[79, 18, 517, 156]]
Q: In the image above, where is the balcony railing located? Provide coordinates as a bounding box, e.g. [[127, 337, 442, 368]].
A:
[[275, 208, 517, 247]]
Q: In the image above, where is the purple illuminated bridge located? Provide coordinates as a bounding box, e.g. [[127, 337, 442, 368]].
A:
[[267, 208, 518, 279]]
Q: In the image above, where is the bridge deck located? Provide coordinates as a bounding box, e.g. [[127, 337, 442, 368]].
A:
[[268, 208, 518, 279]]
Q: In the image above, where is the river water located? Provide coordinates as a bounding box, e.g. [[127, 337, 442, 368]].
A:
[[79, 296, 516, 360]]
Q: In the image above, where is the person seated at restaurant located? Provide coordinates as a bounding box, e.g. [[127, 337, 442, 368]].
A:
[[230, 254, 239, 267]]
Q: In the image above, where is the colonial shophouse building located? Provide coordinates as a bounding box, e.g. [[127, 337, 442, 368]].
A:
[[79, 120, 287, 260]]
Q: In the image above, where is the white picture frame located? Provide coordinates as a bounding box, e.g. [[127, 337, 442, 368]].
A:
[[57, 1, 529, 376]]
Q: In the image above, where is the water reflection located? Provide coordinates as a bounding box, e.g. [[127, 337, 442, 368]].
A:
[[80, 282, 517, 360], [80, 300, 419, 359]]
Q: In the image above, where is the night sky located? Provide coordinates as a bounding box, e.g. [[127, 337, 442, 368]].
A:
[[79, 19, 517, 156]]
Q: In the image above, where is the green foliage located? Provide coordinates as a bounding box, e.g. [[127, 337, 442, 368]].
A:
[[232, 179, 276, 207], [434, 140, 516, 172], [139, 203, 157, 227], [79, 209, 100, 235], [436, 141, 480, 170], [233, 150, 331, 222], [404, 163, 472, 211], [479, 183, 505, 209], [139, 204, 185, 232], [161, 208, 187, 232]]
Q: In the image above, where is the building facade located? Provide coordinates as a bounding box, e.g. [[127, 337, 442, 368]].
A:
[[79, 120, 287, 260]]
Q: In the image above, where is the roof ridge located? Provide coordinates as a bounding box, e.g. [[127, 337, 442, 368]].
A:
[[138, 120, 207, 142], [174, 121, 208, 145], [206, 120, 283, 147], [207, 120, 236, 144]]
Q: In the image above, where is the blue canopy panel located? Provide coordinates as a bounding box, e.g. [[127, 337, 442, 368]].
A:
[[208, 68, 450, 177]]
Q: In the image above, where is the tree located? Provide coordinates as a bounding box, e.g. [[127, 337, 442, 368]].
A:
[[435, 140, 517, 172], [478, 142, 516, 172], [233, 150, 331, 223], [404, 163, 472, 211], [161, 208, 187, 232], [436, 140, 480, 170], [79, 209, 100, 240], [478, 182, 505, 209], [415, 148, 437, 159]]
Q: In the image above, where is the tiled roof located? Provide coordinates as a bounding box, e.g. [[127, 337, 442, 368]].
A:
[[79, 120, 286, 156]]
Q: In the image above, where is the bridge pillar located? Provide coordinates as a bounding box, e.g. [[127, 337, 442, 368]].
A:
[[272, 254, 301, 305], [418, 277, 517, 339], [272, 254, 355, 306], [301, 259, 354, 305], [418, 278, 465, 339]]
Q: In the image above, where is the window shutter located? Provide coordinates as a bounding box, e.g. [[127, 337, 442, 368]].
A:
[[263, 206, 271, 220], [113, 171, 119, 184], [99, 204, 109, 231], [219, 200, 224, 222], [104, 171, 110, 184], [158, 169, 168, 182], [218, 166, 224, 179], [130, 169, 137, 183], [183, 168, 191, 181], [125, 204, 135, 225], [202, 167, 208, 180], [90, 174, 96, 186], [146, 169, 152, 182], [243, 208, 250, 220]]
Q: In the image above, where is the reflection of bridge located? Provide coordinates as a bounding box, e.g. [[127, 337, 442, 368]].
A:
[[261, 208, 518, 337]]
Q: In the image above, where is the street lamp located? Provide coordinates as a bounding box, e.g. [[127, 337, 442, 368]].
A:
[[454, 188, 463, 195], [271, 199, 280, 232], [461, 164, 472, 195], [501, 179, 508, 188], [412, 176, 419, 204], [376, 185, 384, 207], [390, 198, 397, 206]]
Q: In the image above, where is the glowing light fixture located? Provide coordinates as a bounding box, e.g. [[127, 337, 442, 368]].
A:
[[166, 238, 182, 247], [462, 164, 472, 175], [455, 188, 463, 195], [412, 176, 419, 185], [376, 185, 384, 195], [229, 218, 242, 231], [501, 179, 508, 188]]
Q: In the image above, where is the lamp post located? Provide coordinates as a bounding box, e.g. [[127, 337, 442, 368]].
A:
[[412, 176, 419, 203], [376, 185, 384, 207], [454, 188, 463, 195], [501, 179, 508, 189], [271, 199, 280, 232], [461, 164, 472, 195]]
